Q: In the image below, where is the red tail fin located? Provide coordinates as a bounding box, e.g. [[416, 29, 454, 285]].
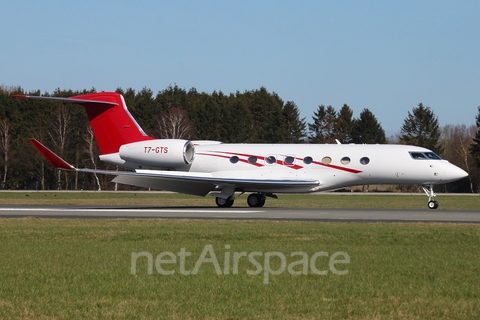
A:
[[13, 92, 154, 154], [69, 92, 153, 154]]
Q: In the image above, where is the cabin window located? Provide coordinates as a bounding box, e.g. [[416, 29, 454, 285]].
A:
[[248, 156, 257, 164], [341, 157, 351, 165], [230, 156, 239, 164], [303, 156, 313, 164], [265, 155, 276, 165], [360, 157, 370, 165], [322, 156, 332, 164], [284, 156, 295, 165]]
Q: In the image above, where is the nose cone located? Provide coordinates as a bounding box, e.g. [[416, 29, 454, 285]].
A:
[[442, 163, 468, 183]]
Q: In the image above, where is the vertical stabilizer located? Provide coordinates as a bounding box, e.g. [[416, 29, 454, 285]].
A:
[[13, 92, 154, 155], [69, 92, 153, 154]]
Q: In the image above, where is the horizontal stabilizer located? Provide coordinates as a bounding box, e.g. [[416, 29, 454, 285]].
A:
[[29, 139, 75, 171], [11, 94, 118, 106]]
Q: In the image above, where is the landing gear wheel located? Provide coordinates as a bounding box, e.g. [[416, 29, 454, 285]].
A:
[[247, 193, 266, 208], [428, 200, 439, 210], [216, 197, 234, 208], [422, 185, 439, 210]]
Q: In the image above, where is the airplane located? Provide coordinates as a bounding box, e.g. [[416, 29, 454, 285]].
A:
[[13, 92, 468, 209]]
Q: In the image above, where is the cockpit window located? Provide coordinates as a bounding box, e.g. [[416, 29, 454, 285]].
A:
[[425, 152, 442, 160], [410, 152, 426, 159], [409, 152, 442, 160]]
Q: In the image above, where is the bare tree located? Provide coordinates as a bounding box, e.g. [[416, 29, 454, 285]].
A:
[[441, 124, 477, 192], [0, 85, 22, 94], [27, 126, 48, 190], [387, 132, 401, 144], [85, 125, 101, 191], [0, 119, 10, 188], [48, 105, 72, 189], [157, 107, 193, 139]]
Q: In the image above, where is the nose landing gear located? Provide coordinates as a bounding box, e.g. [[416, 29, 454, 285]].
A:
[[422, 185, 439, 209]]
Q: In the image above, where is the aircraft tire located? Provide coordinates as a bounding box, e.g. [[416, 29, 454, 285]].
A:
[[247, 193, 266, 208], [428, 200, 439, 210], [216, 197, 234, 208]]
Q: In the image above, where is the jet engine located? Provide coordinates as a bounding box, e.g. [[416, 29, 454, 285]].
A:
[[119, 139, 195, 169]]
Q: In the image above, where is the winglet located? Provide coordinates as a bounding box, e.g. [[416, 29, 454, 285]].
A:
[[29, 139, 76, 171]]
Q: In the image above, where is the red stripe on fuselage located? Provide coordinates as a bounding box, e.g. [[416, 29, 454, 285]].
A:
[[310, 160, 362, 174], [204, 151, 304, 169], [198, 151, 362, 173], [196, 153, 264, 167]]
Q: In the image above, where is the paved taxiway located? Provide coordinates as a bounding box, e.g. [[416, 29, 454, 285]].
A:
[[0, 205, 479, 223]]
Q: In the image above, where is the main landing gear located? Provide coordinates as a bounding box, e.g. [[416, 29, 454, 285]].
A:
[[215, 193, 268, 208], [246, 193, 266, 208], [215, 197, 234, 208], [422, 184, 439, 209]]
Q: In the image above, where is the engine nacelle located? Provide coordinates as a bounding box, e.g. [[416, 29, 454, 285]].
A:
[[119, 139, 195, 169]]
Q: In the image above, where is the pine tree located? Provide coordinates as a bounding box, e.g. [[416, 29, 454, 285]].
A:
[[247, 87, 286, 143], [351, 108, 386, 144], [308, 105, 326, 143], [336, 104, 354, 143], [219, 94, 253, 143], [323, 106, 337, 143], [308, 105, 337, 143], [282, 101, 306, 143], [470, 106, 480, 167], [400, 103, 442, 154]]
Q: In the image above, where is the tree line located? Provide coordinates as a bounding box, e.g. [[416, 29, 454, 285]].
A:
[[0, 85, 479, 192]]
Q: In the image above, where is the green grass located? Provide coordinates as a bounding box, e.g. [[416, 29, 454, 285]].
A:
[[0, 191, 478, 209], [0, 219, 479, 319]]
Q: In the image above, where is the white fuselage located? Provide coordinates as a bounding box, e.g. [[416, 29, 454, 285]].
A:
[[191, 143, 466, 191], [102, 143, 468, 193]]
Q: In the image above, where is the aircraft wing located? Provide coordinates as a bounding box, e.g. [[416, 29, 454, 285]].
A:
[[30, 139, 320, 196]]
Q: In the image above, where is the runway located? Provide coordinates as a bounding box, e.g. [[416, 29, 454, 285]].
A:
[[0, 205, 479, 223]]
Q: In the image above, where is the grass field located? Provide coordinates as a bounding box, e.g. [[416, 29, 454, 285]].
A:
[[0, 219, 479, 319], [0, 192, 479, 318], [0, 191, 478, 209]]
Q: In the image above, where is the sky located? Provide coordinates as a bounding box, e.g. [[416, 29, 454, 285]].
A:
[[2, 1, 479, 136]]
